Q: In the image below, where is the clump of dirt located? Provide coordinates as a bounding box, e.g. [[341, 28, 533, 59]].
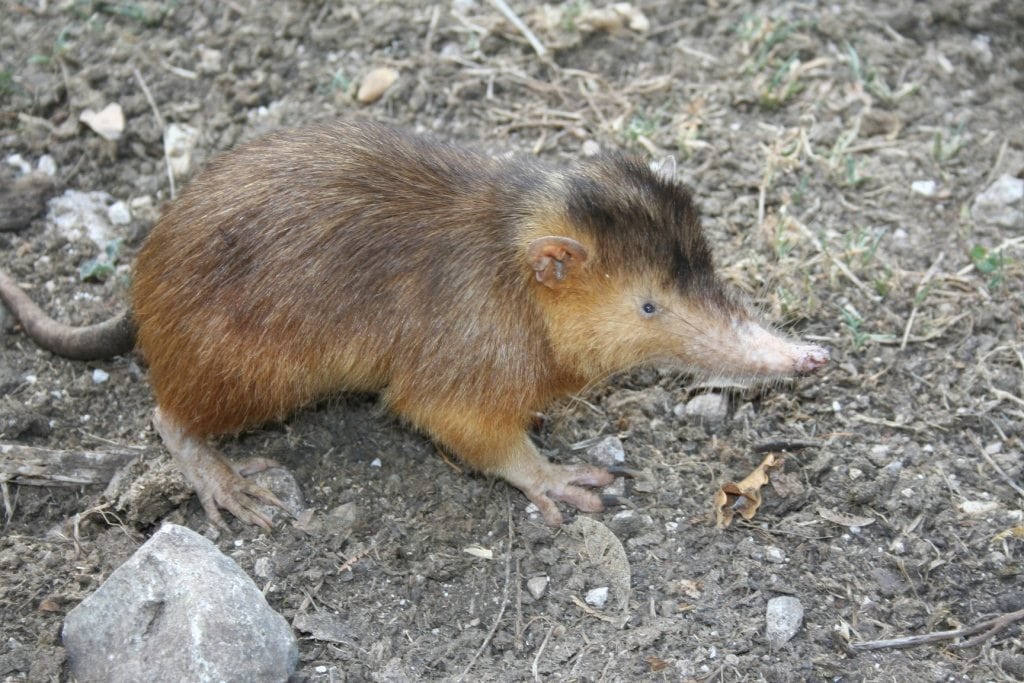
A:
[[2, 1, 1022, 680]]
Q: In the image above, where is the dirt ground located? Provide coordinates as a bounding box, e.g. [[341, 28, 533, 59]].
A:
[[2, 0, 1023, 681]]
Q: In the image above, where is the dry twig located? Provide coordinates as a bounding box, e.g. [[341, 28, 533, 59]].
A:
[[900, 252, 944, 350], [849, 607, 1024, 652], [133, 67, 176, 199], [487, 0, 547, 58]]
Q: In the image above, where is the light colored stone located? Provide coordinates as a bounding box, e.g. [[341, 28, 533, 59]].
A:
[[585, 586, 609, 608], [765, 595, 803, 648], [911, 179, 936, 196], [587, 435, 625, 465], [357, 67, 399, 103], [46, 190, 120, 247], [62, 524, 297, 683], [682, 392, 728, 425], [80, 103, 125, 141], [164, 123, 201, 178], [972, 174, 1023, 229], [526, 576, 549, 600]]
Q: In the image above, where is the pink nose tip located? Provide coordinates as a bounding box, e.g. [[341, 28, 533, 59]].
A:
[[795, 345, 829, 375]]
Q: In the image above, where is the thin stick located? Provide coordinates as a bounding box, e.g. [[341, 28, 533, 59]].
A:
[[424, 5, 441, 54], [849, 607, 1024, 651], [532, 623, 557, 682], [900, 252, 944, 350], [459, 493, 515, 680], [133, 67, 176, 199], [487, 0, 547, 58]]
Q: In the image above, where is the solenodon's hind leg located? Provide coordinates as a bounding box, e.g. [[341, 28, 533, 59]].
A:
[[152, 408, 290, 529]]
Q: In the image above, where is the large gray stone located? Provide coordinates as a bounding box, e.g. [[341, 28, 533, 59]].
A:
[[63, 523, 297, 683]]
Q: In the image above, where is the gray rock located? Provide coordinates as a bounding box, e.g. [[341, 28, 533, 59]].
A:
[[972, 174, 1023, 229], [62, 523, 297, 683], [587, 435, 625, 466], [526, 576, 549, 600], [251, 466, 305, 524], [765, 595, 803, 648], [585, 586, 609, 608], [680, 392, 729, 426]]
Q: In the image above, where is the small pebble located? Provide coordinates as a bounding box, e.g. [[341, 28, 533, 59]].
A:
[[972, 174, 1024, 227], [581, 140, 601, 157], [370, 458, 382, 468], [957, 500, 1000, 515], [6, 153, 31, 174], [107, 201, 131, 225], [681, 392, 728, 425], [357, 67, 399, 103], [765, 596, 803, 648], [91, 368, 109, 384], [585, 586, 609, 608], [764, 546, 786, 564], [164, 123, 201, 178], [587, 435, 625, 465], [526, 576, 549, 600], [911, 180, 936, 196], [37, 155, 57, 176]]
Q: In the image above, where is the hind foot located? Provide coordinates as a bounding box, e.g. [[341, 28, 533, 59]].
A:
[[152, 408, 290, 529]]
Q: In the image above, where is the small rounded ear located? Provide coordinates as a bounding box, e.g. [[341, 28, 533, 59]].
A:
[[526, 236, 589, 289]]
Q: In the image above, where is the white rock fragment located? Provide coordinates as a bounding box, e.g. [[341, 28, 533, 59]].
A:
[[972, 174, 1024, 228], [764, 546, 786, 564], [585, 586, 609, 608], [463, 545, 494, 560], [62, 524, 297, 683], [681, 392, 728, 425], [765, 596, 803, 648], [91, 368, 109, 384], [911, 180, 936, 197], [107, 200, 131, 225], [580, 3, 649, 33], [957, 500, 1000, 515], [587, 435, 625, 465], [164, 123, 201, 178], [37, 154, 57, 176], [79, 103, 125, 141], [370, 457, 382, 467], [6, 153, 31, 174], [46, 190, 122, 247], [526, 576, 549, 600], [198, 46, 223, 74], [357, 67, 399, 104], [615, 3, 650, 32]]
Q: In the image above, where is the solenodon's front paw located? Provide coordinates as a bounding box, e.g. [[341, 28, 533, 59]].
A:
[[519, 464, 617, 526]]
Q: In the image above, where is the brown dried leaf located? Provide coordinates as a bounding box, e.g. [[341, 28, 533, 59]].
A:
[[38, 598, 61, 612], [713, 453, 784, 528], [646, 655, 669, 672]]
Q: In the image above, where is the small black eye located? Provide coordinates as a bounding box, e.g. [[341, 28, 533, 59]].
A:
[[642, 302, 657, 315]]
